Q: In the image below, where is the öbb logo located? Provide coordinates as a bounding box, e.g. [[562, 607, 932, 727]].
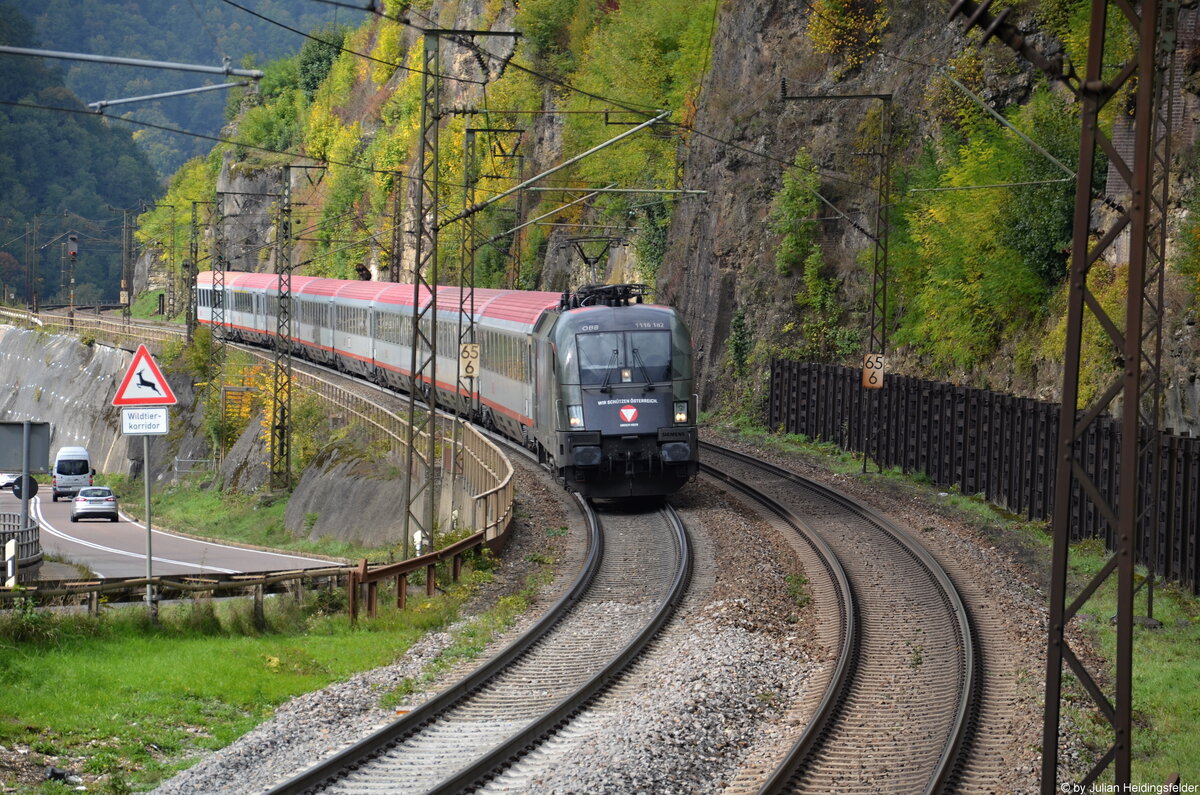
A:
[[619, 405, 639, 423]]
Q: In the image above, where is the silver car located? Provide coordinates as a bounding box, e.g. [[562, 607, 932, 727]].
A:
[[70, 486, 119, 522]]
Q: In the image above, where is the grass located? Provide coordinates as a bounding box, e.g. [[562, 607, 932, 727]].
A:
[[1061, 541, 1200, 784], [0, 587, 469, 792], [707, 409, 1200, 785], [0, 475, 517, 792], [380, 565, 557, 710], [106, 476, 382, 563], [1, 472, 565, 793]]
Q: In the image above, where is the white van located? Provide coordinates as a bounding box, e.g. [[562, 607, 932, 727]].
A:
[[52, 446, 94, 502]]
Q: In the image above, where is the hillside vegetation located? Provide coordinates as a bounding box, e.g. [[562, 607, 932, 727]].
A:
[[134, 0, 1200, 418], [0, 4, 161, 307]]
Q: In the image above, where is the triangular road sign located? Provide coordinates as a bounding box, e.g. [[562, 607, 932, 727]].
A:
[[113, 344, 177, 406]]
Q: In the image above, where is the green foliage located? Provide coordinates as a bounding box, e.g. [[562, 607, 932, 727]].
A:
[[785, 574, 811, 607], [1173, 188, 1200, 307], [727, 308, 751, 379], [1039, 262, 1125, 408], [770, 148, 821, 277], [889, 89, 1079, 370], [290, 393, 334, 473], [633, 202, 670, 285], [514, 0, 598, 74], [299, 25, 347, 100], [0, 4, 161, 307], [135, 155, 222, 295], [177, 325, 215, 382], [997, 88, 1081, 286], [804, 0, 889, 76], [239, 97, 301, 154], [793, 245, 858, 361], [560, 0, 718, 190], [310, 123, 370, 279]]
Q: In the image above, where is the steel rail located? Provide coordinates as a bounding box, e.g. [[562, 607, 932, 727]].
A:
[[266, 493, 604, 794], [697, 454, 857, 794], [440, 502, 693, 793], [269, 500, 692, 793], [701, 441, 976, 794]]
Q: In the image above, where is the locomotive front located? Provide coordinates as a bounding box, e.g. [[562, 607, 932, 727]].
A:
[[533, 285, 699, 499]]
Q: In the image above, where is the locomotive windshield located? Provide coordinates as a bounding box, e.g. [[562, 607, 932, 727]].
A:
[[576, 330, 672, 385]]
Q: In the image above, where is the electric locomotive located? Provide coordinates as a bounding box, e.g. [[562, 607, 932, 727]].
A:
[[195, 274, 698, 499], [530, 284, 699, 499]]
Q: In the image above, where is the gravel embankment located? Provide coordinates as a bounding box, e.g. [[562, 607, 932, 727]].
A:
[[151, 431, 1085, 793], [150, 451, 825, 794]]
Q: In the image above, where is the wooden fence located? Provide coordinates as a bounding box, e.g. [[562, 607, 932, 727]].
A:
[[768, 360, 1200, 594]]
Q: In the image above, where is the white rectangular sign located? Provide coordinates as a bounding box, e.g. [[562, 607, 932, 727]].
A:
[[122, 406, 169, 435]]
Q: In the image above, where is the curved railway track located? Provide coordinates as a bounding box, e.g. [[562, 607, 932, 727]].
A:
[[267, 499, 691, 794], [700, 442, 977, 794], [20, 311, 998, 791]]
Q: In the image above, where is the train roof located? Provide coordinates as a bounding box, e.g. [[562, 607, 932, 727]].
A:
[[555, 301, 681, 329], [195, 271, 560, 325], [196, 271, 325, 293]]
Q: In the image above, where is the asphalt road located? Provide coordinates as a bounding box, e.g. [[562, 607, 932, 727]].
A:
[[1, 488, 335, 578]]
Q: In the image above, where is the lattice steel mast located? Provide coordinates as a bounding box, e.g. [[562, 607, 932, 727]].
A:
[[950, 1, 1176, 789], [269, 168, 294, 491], [399, 32, 442, 558]]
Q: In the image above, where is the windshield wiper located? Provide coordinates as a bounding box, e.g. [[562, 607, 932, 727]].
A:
[[631, 347, 655, 391], [598, 348, 620, 392]]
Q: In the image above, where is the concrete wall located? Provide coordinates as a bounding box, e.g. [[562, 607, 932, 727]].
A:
[[0, 324, 206, 483]]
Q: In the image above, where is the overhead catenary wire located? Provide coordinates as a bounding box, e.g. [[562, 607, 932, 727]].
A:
[[218, 0, 483, 84], [314, 0, 867, 188]]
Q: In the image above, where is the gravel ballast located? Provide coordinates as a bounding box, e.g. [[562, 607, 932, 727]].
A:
[[148, 431, 1085, 793]]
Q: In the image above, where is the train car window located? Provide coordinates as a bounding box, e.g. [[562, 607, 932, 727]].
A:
[[628, 331, 672, 382]]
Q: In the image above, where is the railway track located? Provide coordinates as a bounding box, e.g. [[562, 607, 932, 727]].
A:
[[700, 442, 977, 794], [266, 499, 692, 794], [23, 311, 998, 790]]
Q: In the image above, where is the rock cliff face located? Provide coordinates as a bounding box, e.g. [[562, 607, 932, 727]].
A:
[[657, 2, 1200, 434], [661, 1, 986, 404], [137, 0, 1200, 431]]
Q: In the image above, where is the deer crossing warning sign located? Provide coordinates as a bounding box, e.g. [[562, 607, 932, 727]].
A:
[[113, 344, 178, 406]]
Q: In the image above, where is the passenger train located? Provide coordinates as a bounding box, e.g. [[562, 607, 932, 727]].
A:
[[195, 272, 699, 498]]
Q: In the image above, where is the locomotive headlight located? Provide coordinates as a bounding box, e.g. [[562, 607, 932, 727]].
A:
[[568, 404, 584, 428], [673, 401, 689, 424]]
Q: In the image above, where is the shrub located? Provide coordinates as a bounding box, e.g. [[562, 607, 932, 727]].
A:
[[770, 148, 821, 277], [805, 0, 889, 76]]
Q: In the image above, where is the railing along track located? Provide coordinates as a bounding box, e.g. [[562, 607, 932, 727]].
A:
[[700, 442, 976, 794], [268, 499, 692, 794]]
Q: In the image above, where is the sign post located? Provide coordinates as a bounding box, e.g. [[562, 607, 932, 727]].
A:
[[861, 353, 885, 390], [112, 345, 176, 618], [861, 354, 886, 474]]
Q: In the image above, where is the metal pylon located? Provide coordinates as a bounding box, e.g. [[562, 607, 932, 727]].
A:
[[400, 32, 442, 559], [949, 1, 1175, 789], [206, 194, 229, 459], [269, 168, 294, 492]]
